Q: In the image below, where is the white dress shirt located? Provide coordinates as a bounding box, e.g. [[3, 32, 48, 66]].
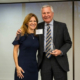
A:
[[44, 20, 54, 52]]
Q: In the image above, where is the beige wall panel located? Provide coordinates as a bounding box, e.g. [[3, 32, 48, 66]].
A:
[[29, 0, 58, 1], [74, 1, 80, 80]]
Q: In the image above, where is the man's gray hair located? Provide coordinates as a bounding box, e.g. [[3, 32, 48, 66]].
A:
[[41, 5, 54, 12]]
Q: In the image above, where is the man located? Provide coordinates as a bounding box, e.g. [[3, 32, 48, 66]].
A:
[[37, 5, 72, 80], [17, 5, 72, 80]]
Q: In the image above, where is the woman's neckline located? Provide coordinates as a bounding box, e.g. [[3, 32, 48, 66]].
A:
[[27, 33, 34, 35]]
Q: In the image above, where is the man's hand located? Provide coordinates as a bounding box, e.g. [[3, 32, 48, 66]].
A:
[[16, 29, 22, 36], [50, 49, 62, 56]]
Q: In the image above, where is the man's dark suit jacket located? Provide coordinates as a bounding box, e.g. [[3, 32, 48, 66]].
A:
[[37, 20, 72, 72]]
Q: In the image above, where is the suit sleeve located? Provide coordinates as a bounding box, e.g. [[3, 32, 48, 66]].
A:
[[60, 24, 72, 55]]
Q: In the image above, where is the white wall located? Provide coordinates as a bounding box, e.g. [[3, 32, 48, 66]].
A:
[[0, 0, 62, 3], [0, 3, 23, 80], [0, 1, 73, 80]]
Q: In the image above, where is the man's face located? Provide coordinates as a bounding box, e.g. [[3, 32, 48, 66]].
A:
[[41, 7, 54, 23]]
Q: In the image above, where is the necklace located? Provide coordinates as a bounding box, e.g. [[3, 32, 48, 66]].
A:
[[31, 34, 34, 39]]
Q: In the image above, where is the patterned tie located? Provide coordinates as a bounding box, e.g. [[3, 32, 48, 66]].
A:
[[46, 24, 52, 58]]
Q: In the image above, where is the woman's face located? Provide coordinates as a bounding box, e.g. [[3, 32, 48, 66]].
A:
[[27, 16, 37, 30]]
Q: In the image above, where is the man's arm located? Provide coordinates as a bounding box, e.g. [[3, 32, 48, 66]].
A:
[[16, 29, 22, 36], [60, 24, 72, 55], [50, 23, 72, 56]]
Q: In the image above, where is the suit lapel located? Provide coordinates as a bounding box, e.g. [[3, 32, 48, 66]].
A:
[[53, 21, 58, 44], [42, 22, 45, 52]]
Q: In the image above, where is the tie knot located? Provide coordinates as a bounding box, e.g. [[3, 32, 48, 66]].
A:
[[47, 24, 50, 27]]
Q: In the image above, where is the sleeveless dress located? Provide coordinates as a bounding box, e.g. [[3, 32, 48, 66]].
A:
[[12, 33, 39, 80]]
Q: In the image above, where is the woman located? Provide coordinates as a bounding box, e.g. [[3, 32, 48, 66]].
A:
[[12, 13, 39, 80]]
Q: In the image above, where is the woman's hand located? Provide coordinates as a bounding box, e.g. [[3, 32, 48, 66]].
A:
[[16, 66, 25, 79]]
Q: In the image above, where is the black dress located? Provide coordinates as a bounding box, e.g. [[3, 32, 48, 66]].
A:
[[12, 33, 39, 80]]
